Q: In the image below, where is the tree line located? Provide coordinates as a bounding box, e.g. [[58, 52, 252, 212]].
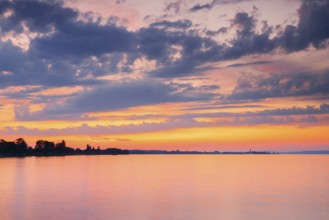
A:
[[0, 138, 129, 157]]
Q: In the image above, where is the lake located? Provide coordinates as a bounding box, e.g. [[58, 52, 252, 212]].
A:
[[0, 155, 328, 220]]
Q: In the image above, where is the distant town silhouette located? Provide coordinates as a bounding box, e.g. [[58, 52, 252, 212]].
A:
[[0, 137, 278, 157]]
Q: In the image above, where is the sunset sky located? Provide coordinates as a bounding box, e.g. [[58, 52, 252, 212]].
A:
[[0, 0, 329, 151]]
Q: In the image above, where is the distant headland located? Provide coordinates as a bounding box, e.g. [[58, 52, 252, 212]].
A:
[[1, 137, 277, 157]]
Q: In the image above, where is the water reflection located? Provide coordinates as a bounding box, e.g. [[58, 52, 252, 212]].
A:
[[0, 155, 328, 220]]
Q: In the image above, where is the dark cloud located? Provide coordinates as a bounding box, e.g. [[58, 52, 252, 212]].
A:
[[189, 0, 253, 12], [0, 0, 136, 88], [1, 0, 329, 83], [176, 104, 262, 111], [0, 0, 137, 59], [31, 22, 137, 59], [228, 71, 329, 101], [165, 0, 184, 14], [222, 11, 276, 59], [137, 27, 175, 61], [222, 32, 276, 60], [278, 0, 329, 51], [189, 3, 213, 12], [215, 0, 253, 4], [9, 103, 329, 134], [256, 104, 329, 116], [226, 61, 272, 68], [231, 11, 255, 36], [137, 27, 223, 77], [217, 0, 329, 61], [150, 19, 192, 29], [0, 114, 320, 136], [216, 0, 329, 66], [0, 40, 101, 88], [0, 0, 77, 34], [1, 0, 136, 58], [0, 41, 26, 83], [143, 0, 329, 78], [0, 86, 44, 101], [205, 27, 228, 36], [2, 119, 206, 136], [15, 79, 217, 120], [0, 85, 80, 107], [0, 2, 216, 80], [116, 0, 126, 4], [62, 80, 213, 112], [170, 103, 329, 120]]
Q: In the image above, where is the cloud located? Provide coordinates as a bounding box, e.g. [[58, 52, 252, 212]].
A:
[[137, 26, 223, 77], [215, 0, 253, 4], [189, 3, 213, 12], [189, 0, 254, 12], [0, 86, 43, 100], [142, 0, 329, 77], [3, 1, 213, 81], [63, 80, 213, 112], [2, 119, 205, 136], [0, 0, 138, 88], [205, 27, 228, 36], [228, 70, 329, 101], [231, 11, 255, 36], [222, 12, 276, 59], [0, 0, 77, 34], [1, 0, 329, 83], [6, 103, 329, 137], [149, 19, 192, 29], [227, 0, 329, 55], [15, 79, 218, 120], [116, 0, 126, 4], [0, 40, 102, 88], [170, 103, 329, 120], [30, 22, 137, 59], [256, 104, 329, 116], [0, 115, 312, 137], [165, 0, 183, 14], [226, 61, 272, 68], [207, 0, 329, 67], [278, 0, 329, 51]]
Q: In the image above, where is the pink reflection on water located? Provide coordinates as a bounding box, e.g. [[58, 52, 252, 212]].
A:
[[0, 155, 329, 220]]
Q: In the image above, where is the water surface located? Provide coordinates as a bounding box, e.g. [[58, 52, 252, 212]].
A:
[[0, 155, 328, 220]]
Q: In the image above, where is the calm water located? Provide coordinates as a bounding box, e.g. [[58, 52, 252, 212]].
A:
[[0, 155, 328, 220]]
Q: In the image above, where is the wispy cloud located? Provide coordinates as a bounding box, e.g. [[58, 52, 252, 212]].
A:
[[228, 70, 329, 101], [189, 0, 254, 12]]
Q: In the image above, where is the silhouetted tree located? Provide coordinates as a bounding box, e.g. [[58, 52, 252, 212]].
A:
[[0, 138, 28, 155], [35, 140, 55, 152], [15, 138, 28, 152], [1, 137, 129, 157]]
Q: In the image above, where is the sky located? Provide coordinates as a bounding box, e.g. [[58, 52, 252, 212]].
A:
[[0, 0, 329, 151]]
